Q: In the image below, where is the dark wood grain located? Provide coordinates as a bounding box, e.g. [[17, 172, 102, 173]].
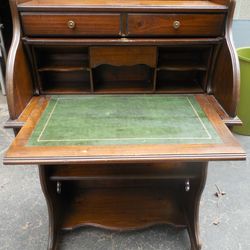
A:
[[5, 0, 33, 120], [92, 64, 154, 92], [49, 162, 201, 181], [90, 46, 157, 67], [22, 37, 224, 46], [38, 162, 208, 249], [211, 0, 231, 5], [37, 66, 89, 72], [127, 14, 225, 37], [39, 166, 63, 250], [207, 94, 242, 126], [39, 70, 91, 94], [4, 96, 41, 129], [21, 13, 121, 37], [61, 186, 186, 230], [182, 162, 208, 250]]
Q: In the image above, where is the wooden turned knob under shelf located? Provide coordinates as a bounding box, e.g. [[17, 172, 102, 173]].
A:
[[67, 20, 76, 29], [173, 20, 181, 30]]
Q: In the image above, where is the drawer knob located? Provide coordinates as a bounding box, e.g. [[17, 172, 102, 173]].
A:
[[173, 20, 181, 30], [67, 20, 76, 29]]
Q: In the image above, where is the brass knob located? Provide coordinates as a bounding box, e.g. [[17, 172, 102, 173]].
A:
[[173, 20, 181, 30], [67, 20, 76, 29]]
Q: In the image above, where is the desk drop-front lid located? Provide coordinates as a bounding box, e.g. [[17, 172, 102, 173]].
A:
[[4, 94, 246, 164]]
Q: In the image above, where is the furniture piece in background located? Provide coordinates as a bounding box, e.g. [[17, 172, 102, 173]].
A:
[[0, 0, 12, 95], [0, 0, 12, 53], [0, 24, 7, 62], [0, 50, 5, 95], [0, 25, 6, 95], [3, 1, 246, 250]]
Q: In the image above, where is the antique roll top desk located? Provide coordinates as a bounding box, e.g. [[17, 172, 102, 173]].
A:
[[4, 0, 246, 249]]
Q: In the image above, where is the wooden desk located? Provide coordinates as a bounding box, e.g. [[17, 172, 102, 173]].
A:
[[4, 0, 245, 249]]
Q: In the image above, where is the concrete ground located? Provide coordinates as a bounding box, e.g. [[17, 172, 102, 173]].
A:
[[0, 92, 250, 250]]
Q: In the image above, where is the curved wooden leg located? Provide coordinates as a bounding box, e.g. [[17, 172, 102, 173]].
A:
[[182, 162, 208, 250], [39, 166, 62, 250]]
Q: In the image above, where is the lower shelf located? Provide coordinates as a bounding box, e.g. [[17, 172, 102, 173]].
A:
[[93, 81, 154, 93], [41, 81, 91, 94], [156, 81, 203, 93], [61, 187, 186, 231], [49, 163, 200, 181]]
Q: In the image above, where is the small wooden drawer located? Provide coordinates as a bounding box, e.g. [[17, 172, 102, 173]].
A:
[[21, 13, 121, 37], [127, 14, 225, 37], [90, 46, 157, 68]]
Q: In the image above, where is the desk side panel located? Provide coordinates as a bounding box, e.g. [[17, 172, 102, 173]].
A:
[[6, 0, 33, 120], [211, 0, 240, 117]]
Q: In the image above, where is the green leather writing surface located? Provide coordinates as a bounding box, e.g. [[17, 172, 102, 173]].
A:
[[27, 95, 221, 146]]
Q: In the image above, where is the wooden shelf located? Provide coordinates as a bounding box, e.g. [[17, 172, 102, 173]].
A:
[[51, 175, 197, 181], [61, 187, 186, 230], [35, 47, 89, 69], [50, 163, 199, 181], [94, 81, 154, 93], [41, 82, 91, 94], [38, 66, 90, 72], [157, 63, 207, 72], [39, 68, 91, 94], [156, 82, 203, 93]]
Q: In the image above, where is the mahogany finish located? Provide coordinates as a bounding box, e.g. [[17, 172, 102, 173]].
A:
[[21, 13, 121, 37], [127, 13, 225, 37], [90, 46, 157, 68], [4, 1, 245, 250], [6, 0, 33, 120]]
